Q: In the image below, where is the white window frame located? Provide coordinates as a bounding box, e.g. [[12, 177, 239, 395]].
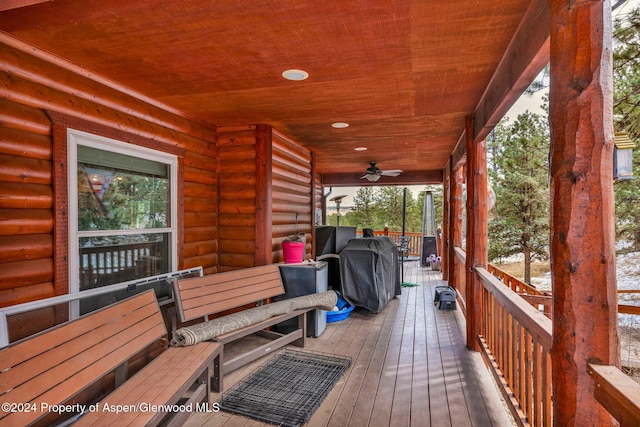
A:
[[67, 129, 178, 296]]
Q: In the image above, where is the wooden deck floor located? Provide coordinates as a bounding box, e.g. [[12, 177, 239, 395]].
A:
[[185, 262, 514, 427]]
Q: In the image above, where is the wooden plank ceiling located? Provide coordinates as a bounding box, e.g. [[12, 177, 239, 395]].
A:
[[0, 0, 545, 183]]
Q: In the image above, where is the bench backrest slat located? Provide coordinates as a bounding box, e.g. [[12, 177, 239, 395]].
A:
[[0, 290, 166, 426], [173, 264, 284, 323]]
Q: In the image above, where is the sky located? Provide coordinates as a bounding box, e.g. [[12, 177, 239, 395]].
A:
[[325, 0, 639, 213]]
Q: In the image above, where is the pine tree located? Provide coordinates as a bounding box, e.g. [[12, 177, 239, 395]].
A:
[[614, 7, 640, 250], [374, 186, 407, 231], [350, 186, 378, 230], [488, 112, 550, 283]]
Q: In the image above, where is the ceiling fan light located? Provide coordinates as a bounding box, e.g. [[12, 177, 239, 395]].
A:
[[366, 174, 381, 182]]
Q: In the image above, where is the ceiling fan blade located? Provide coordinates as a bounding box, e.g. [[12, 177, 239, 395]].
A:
[[380, 169, 403, 176]]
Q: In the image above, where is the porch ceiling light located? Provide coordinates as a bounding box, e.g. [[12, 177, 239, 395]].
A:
[[614, 131, 636, 181], [331, 122, 349, 129], [282, 69, 309, 81]]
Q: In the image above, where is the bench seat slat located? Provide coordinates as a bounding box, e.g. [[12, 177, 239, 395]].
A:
[[174, 265, 285, 323], [179, 275, 283, 312], [180, 285, 283, 322], [76, 342, 222, 427], [178, 269, 282, 298], [6, 321, 167, 408], [0, 292, 159, 371], [177, 264, 279, 292], [1, 301, 160, 394], [0, 291, 167, 427]]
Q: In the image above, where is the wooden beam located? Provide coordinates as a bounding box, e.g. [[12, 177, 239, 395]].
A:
[[473, 0, 550, 142], [549, 0, 618, 425], [450, 130, 467, 171], [321, 169, 443, 187]]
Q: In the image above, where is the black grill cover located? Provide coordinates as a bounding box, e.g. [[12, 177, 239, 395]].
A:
[[339, 237, 401, 313]]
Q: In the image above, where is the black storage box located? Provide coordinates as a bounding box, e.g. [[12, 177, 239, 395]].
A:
[[275, 262, 328, 337], [434, 285, 456, 310]]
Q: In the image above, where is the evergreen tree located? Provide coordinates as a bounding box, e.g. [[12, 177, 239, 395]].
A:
[[488, 112, 550, 283], [374, 186, 407, 231], [350, 186, 378, 230], [614, 7, 640, 250]]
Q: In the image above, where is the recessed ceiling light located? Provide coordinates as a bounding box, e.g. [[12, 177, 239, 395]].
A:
[[282, 69, 309, 81], [331, 122, 349, 129], [354, 147, 368, 151]]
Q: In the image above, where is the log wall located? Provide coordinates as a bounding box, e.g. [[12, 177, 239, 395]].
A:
[[0, 33, 315, 319], [271, 130, 313, 263], [0, 35, 218, 312], [0, 99, 54, 307], [216, 127, 314, 269], [217, 127, 260, 272]]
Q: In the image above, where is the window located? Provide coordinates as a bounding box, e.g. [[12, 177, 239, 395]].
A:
[[68, 129, 177, 299]]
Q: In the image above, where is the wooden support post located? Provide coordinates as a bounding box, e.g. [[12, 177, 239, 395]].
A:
[[549, 0, 619, 425], [255, 124, 273, 266], [311, 151, 317, 260], [448, 164, 464, 289], [465, 116, 488, 352], [441, 164, 450, 281]]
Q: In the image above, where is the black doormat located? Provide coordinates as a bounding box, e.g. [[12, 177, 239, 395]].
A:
[[219, 348, 351, 427]]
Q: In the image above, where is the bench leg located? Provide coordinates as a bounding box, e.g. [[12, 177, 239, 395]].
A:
[[161, 357, 212, 427], [293, 312, 307, 347], [114, 361, 128, 388], [211, 349, 222, 393]]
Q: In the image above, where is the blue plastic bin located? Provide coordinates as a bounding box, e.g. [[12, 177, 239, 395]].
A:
[[326, 294, 354, 323]]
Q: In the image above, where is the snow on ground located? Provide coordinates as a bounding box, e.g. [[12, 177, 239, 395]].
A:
[[617, 251, 640, 292], [524, 251, 640, 367], [529, 251, 640, 293], [616, 252, 640, 332]]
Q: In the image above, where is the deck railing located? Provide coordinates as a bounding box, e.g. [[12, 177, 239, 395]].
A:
[[453, 246, 640, 426], [453, 247, 468, 313], [365, 230, 423, 256], [453, 248, 552, 426], [80, 240, 165, 286], [487, 264, 552, 318], [477, 266, 553, 426]]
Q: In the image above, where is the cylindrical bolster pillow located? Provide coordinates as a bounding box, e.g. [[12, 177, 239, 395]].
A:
[[171, 290, 338, 346]]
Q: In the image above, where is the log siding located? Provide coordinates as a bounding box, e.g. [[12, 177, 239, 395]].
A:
[[0, 37, 219, 333]]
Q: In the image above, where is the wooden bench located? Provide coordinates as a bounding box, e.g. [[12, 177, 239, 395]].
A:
[[172, 264, 310, 379], [0, 290, 222, 427]]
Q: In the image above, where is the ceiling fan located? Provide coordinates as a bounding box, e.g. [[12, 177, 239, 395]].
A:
[[361, 162, 403, 182]]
